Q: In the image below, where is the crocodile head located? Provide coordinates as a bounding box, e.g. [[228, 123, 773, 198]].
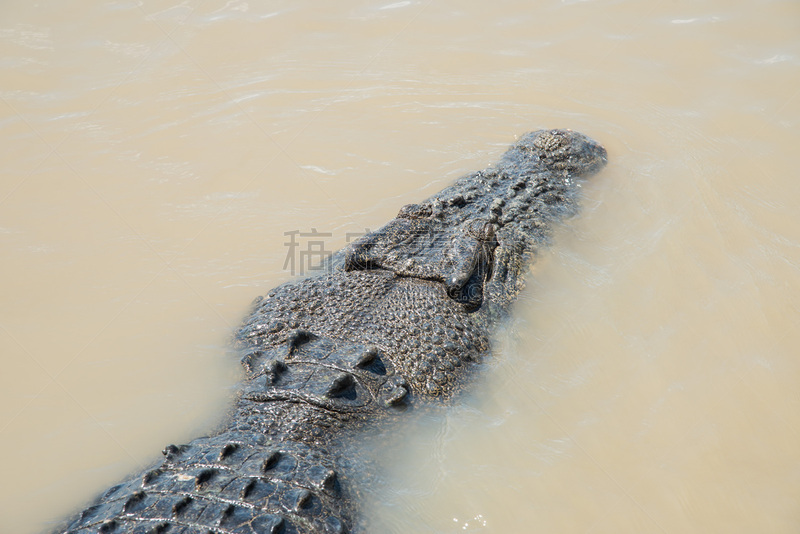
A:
[[343, 129, 607, 312]]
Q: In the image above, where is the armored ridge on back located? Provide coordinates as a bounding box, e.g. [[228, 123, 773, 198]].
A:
[[55, 129, 607, 534]]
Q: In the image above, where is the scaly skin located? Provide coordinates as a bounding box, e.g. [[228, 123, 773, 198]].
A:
[[55, 129, 607, 534]]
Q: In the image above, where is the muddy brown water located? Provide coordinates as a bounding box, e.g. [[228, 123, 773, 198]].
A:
[[2, 1, 799, 532]]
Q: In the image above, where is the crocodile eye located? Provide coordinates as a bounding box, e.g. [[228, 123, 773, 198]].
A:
[[397, 203, 432, 219], [479, 222, 495, 241], [465, 219, 495, 241]]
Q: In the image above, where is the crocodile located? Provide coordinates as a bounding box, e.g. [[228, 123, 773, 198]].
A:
[[54, 129, 607, 534]]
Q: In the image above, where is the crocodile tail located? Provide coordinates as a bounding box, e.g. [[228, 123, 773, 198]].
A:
[[58, 328, 407, 534], [57, 430, 351, 534]]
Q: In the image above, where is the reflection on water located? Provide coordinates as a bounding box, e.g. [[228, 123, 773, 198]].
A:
[[1, 1, 798, 532]]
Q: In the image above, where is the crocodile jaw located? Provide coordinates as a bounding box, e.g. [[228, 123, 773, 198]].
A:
[[343, 129, 608, 312]]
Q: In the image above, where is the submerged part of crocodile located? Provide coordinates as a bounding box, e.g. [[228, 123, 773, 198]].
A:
[[55, 129, 607, 533]]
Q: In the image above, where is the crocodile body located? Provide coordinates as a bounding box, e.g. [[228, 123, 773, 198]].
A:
[[55, 129, 607, 533]]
